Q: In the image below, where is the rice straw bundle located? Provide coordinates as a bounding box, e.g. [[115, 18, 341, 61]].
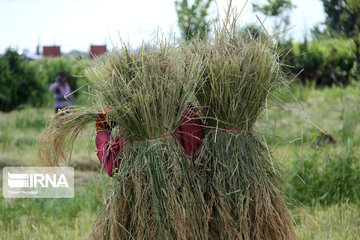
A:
[[39, 37, 210, 239], [85, 39, 209, 239], [190, 12, 297, 240]]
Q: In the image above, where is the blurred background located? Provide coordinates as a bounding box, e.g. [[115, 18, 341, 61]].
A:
[[0, 0, 359, 239]]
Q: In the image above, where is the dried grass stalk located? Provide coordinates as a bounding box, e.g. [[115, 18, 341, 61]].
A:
[[189, 9, 297, 240]]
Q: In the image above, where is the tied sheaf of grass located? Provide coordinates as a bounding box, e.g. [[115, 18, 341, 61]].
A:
[[35, 36, 207, 239], [188, 10, 297, 240], [86, 39, 208, 239], [85, 38, 203, 141]]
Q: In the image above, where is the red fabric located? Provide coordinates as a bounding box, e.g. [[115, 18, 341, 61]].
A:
[[175, 107, 203, 158], [95, 131, 125, 177], [95, 107, 203, 177]]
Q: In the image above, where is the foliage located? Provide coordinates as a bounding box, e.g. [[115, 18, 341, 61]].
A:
[[252, 0, 295, 41], [317, 0, 360, 66], [286, 38, 357, 85], [287, 140, 360, 205], [175, 0, 215, 41], [0, 48, 89, 112], [292, 1, 360, 85], [0, 49, 44, 112], [240, 23, 268, 41], [320, 0, 360, 38], [252, 0, 294, 16]]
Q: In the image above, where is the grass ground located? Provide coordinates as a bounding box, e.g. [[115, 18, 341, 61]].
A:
[[0, 82, 359, 239]]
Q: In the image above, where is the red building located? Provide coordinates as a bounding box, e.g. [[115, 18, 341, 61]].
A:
[[90, 45, 107, 59], [43, 46, 61, 57]]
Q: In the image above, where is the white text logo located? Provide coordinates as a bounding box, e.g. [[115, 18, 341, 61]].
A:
[[3, 167, 74, 198]]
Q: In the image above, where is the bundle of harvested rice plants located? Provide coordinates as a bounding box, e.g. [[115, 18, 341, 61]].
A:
[[39, 36, 209, 239], [190, 11, 297, 240], [87, 39, 208, 239]]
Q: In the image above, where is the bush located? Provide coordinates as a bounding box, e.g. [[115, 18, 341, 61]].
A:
[[0, 49, 44, 112], [286, 140, 360, 205], [286, 38, 357, 86], [0, 48, 89, 112]]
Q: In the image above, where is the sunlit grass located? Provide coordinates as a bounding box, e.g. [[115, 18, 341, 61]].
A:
[[293, 203, 360, 240]]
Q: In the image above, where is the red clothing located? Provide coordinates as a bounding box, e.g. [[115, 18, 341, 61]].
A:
[[95, 132, 125, 177], [95, 108, 203, 177]]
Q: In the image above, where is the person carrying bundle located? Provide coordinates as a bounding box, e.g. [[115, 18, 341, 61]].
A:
[[49, 71, 74, 113]]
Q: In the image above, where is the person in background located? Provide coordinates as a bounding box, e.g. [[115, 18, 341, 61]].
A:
[[49, 71, 74, 113]]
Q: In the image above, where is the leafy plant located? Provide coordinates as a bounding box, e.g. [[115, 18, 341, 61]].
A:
[[287, 141, 360, 205], [319, 0, 360, 64], [288, 38, 357, 85], [175, 0, 215, 41], [252, 0, 295, 42], [0, 49, 44, 111]]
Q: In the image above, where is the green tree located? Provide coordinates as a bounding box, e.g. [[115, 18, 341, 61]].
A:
[[0, 49, 44, 112], [252, 0, 295, 39], [241, 24, 268, 40], [319, 0, 360, 64], [175, 0, 215, 41]]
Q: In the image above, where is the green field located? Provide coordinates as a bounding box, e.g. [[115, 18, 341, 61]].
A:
[[1, 82, 360, 239]]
